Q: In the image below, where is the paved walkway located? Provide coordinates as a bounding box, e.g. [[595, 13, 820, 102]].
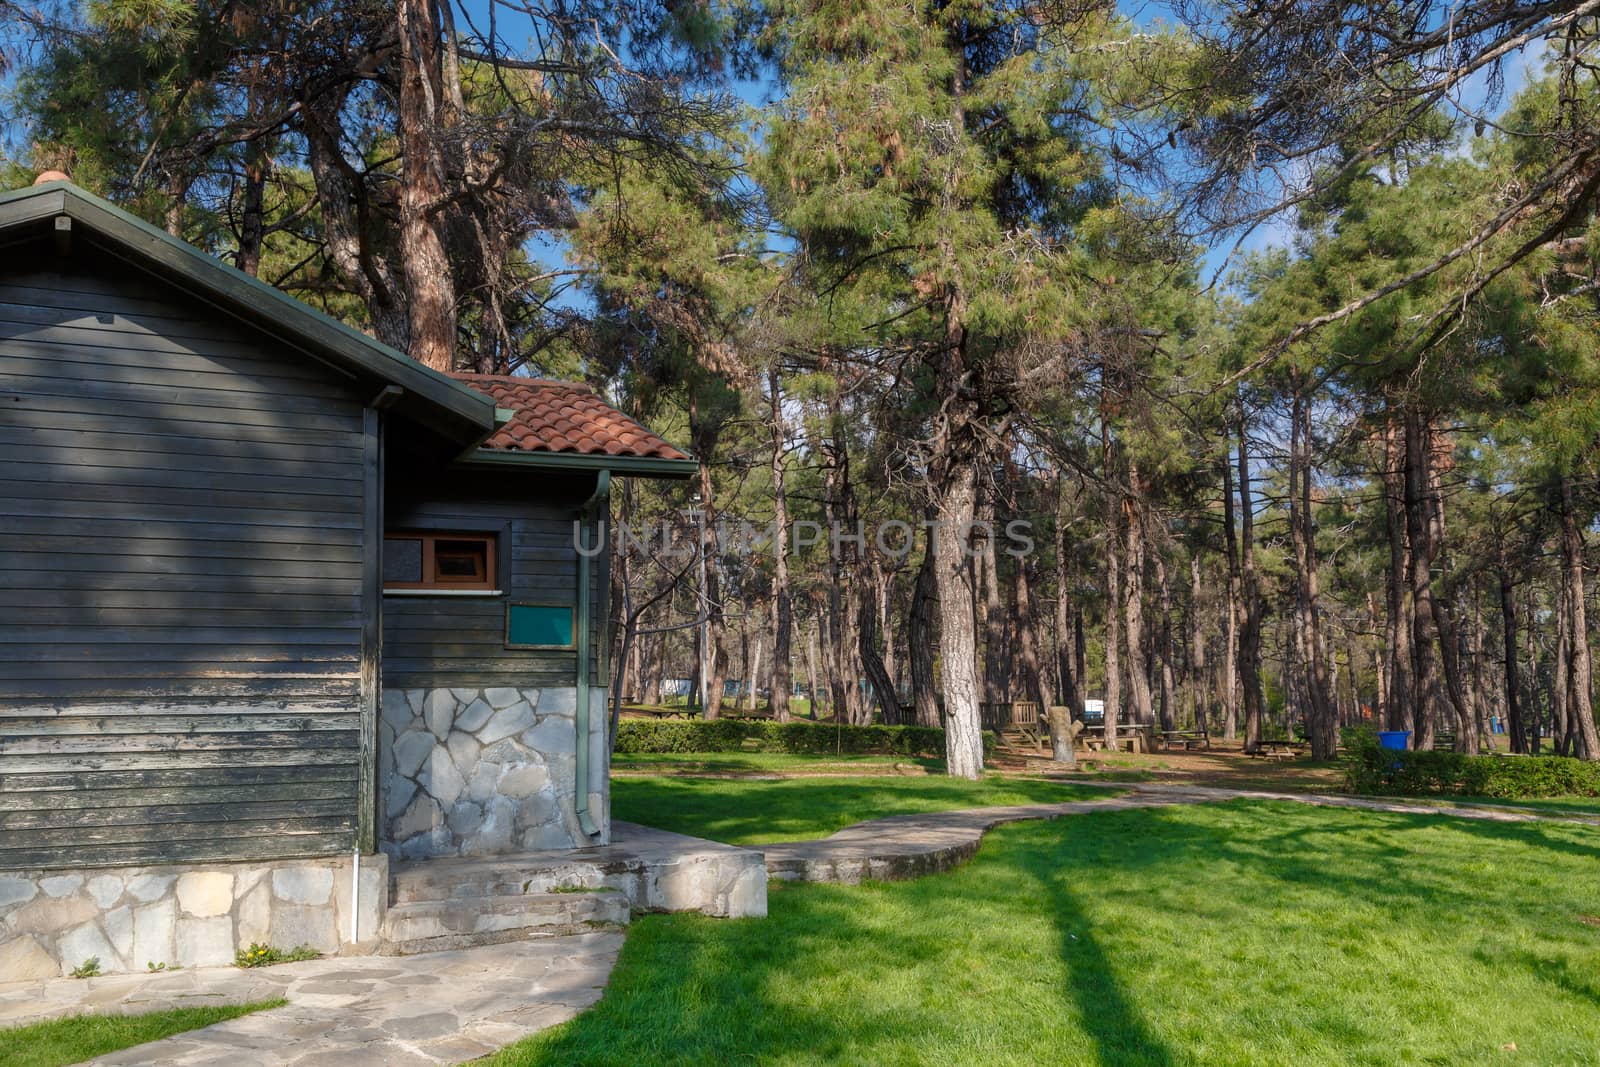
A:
[[4, 784, 1591, 1064], [763, 782, 1599, 883], [0, 931, 622, 1066]]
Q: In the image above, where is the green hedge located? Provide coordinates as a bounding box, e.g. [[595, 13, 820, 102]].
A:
[[1343, 727, 1600, 800], [614, 718, 995, 759]]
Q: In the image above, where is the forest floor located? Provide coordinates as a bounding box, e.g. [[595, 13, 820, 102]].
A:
[[488, 798, 1600, 1066], [614, 742, 1349, 791], [1007, 741, 1348, 793]]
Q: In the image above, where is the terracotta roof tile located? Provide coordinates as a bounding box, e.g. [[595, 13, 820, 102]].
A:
[[450, 373, 690, 461]]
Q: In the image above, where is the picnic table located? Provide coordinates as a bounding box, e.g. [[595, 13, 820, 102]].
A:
[[1079, 723, 1155, 753], [1158, 727, 1210, 751], [628, 706, 696, 720], [1248, 738, 1309, 758]]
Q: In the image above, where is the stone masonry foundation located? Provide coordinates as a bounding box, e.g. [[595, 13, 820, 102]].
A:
[[378, 686, 610, 860], [0, 853, 386, 981]]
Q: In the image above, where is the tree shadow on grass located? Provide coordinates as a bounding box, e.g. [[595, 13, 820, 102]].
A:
[[499, 799, 1600, 1066], [1024, 864, 1176, 1067]]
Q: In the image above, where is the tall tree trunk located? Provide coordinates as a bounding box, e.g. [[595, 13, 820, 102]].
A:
[[1075, 607, 1088, 708], [395, 0, 458, 370], [1102, 420, 1124, 752], [1468, 583, 1490, 748], [302, 98, 409, 350], [1525, 585, 1543, 754], [803, 623, 821, 720], [859, 561, 901, 723], [880, 566, 899, 717], [1054, 477, 1082, 721], [1560, 476, 1600, 759], [1382, 412, 1414, 734], [979, 498, 1009, 703], [690, 395, 726, 720], [1154, 550, 1177, 732], [1403, 409, 1442, 750], [1221, 431, 1241, 740], [1237, 398, 1266, 752], [1424, 427, 1476, 752], [164, 172, 189, 238], [1290, 384, 1337, 758], [1190, 555, 1209, 730], [1555, 578, 1573, 756], [767, 369, 794, 721], [1122, 485, 1153, 727], [1047, 515, 1080, 765], [1498, 556, 1527, 753], [933, 460, 985, 777], [910, 534, 942, 728], [237, 91, 267, 278], [746, 633, 764, 712], [1367, 591, 1385, 724], [1014, 558, 1048, 710], [926, 38, 989, 778]]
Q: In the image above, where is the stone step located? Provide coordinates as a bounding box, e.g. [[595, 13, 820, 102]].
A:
[[376, 890, 629, 956], [390, 856, 625, 905], [386, 823, 767, 918]]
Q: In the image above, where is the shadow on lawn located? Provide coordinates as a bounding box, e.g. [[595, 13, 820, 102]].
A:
[[1028, 869, 1176, 1067], [499, 800, 1600, 1066]]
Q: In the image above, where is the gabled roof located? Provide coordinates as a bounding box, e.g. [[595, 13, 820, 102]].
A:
[[0, 180, 496, 447], [453, 373, 696, 478]]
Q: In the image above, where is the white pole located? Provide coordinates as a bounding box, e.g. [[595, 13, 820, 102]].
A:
[[350, 849, 360, 944]]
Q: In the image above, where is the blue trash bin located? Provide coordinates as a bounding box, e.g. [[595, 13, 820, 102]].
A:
[[1377, 730, 1411, 751]]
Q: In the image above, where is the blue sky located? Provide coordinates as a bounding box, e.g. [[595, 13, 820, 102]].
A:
[[0, 2, 1547, 308]]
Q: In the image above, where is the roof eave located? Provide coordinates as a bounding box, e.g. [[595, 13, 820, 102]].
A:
[[0, 181, 497, 447], [458, 448, 698, 479]]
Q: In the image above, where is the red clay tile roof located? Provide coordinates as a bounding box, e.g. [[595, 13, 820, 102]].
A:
[[451, 373, 690, 461]]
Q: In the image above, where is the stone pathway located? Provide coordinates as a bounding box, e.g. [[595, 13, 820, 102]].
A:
[[763, 782, 1599, 884], [0, 931, 622, 1066], [5, 783, 1591, 1064]]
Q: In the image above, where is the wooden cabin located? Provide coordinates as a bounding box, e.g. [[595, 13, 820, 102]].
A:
[[0, 179, 693, 979]]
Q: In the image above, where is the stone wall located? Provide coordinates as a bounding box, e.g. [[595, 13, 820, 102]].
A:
[[378, 686, 609, 860], [0, 853, 386, 981]]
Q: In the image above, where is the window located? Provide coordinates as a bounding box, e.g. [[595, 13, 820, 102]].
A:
[[506, 603, 576, 648], [384, 532, 497, 592]]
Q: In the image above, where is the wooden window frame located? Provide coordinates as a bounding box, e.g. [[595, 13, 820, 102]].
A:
[[505, 601, 578, 650], [384, 531, 499, 592]]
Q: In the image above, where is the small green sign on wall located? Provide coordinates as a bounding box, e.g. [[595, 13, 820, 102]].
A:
[[506, 603, 576, 648]]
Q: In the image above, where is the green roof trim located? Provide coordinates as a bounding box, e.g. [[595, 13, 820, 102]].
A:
[[460, 447, 698, 479], [0, 180, 497, 447]]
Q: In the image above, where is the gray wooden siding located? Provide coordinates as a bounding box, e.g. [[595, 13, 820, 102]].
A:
[[382, 466, 606, 691], [0, 261, 366, 870]]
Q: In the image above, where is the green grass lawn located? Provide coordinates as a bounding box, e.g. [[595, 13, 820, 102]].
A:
[[0, 1000, 283, 1067], [490, 801, 1600, 1066], [611, 751, 946, 775], [610, 775, 1109, 844]]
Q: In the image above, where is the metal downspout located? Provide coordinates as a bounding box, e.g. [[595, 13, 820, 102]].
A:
[[574, 470, 610, 838]]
